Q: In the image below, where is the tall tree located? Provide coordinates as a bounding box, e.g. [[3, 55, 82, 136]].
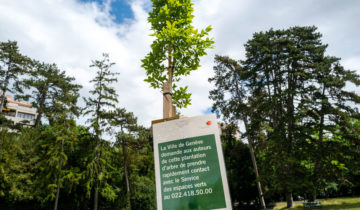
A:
[[219, 123, 259, 208], [242, 26, 327, 208], [0, 41, 30, 111], [298, 55, 360, 200], [16, 60, 81, 126], [242, 26, 360, 207], [209, 55, 266, 209], [51, 94, 81, 210], [83, 53, 119, 210], [109, 108, 150, 209], [142, 0, 214, 114]]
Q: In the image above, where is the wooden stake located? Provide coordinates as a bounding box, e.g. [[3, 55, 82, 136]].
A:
[[163, 82, 172, 119], [172, 105, 176, 117]]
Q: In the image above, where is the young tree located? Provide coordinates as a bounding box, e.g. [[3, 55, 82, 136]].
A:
[[0, 41, 30, 111], [209, 55, 266, 209], [83, 53, 119, 210], [142, 0, 214, 116], [16, 60, 81, 126]]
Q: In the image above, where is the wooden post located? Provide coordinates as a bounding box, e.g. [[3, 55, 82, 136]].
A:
[[151, 82, 182, 136], [163, 82, 173, 119], [172, 105, 176, 117]]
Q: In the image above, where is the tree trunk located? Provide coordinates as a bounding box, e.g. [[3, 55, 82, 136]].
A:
[[35, 111, 43, 127], [243, 117, 266, 209], [311, 85, 326, 203], [122, 141, 131, 210], [35, 95, 47, 127], [234, 69, 266, 209], [286, 192, 294, 208], [310, 192, 317, 202], [94, 185, 99, 210], [163, 45, 174, 119], [54, 140, 64, 210], [0, 83, 8, 111], [54, 180, 60, 210], [163, 82, 172, 118], [0, 69, 10, 111], [0, 91, 6, 111]]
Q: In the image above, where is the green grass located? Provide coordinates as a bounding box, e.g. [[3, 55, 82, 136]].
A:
[[273, 196, 360, 210]]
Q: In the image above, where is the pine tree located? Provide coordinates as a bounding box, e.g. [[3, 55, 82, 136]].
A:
[[0, 41, 30, 111], [16, 60, 81, 126], [298, 55, 360, 200], [209, 55, 266, 209], [242, 26, 360, 207], [109, 108, 149, 209]]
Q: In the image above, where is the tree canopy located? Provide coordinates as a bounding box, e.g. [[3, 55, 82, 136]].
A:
[[142, 0, 214, 108], [209, 26, 360, 208]]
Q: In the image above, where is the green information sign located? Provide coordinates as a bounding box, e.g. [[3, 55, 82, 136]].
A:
[[153, 114, 232, 210], [158, 134, 226, 210]]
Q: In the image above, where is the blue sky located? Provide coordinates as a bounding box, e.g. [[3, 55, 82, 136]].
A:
[[80, 0, 134, 23]]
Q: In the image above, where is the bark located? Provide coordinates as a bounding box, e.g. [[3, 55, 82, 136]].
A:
[[309, 192, 317, 202], [0, 75, 9, 111], [35, 111, 43, 127], [94, 185, 99, 210], [311, 85, 326, 202], [286, 192, 294, 208], [122, 140, 131, 209], [54, 140, 64, 210], [163, 82, 172, 119], [35, 94, 47, 127], [233, 70, 266, 209], [0, 89, 6, 111], [163, 45, 174, 118], [54, 182, 60, 210], [168, 45, 173, 87], [163, 45, 174, 119], [243, 117, 266, 209]]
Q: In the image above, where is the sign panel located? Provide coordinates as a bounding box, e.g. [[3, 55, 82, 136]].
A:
[[153, 114, 232, 210]]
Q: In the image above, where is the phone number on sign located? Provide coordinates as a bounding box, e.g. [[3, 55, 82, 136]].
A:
[[170, 188, 213, 199]]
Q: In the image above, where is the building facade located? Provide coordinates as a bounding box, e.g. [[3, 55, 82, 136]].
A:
[[1, 95, 37, 126]]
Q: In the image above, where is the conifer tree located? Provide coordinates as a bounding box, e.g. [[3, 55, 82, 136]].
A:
[[83, 53, 119, 210], [51, 98, 80, 210], [109, 108, 149, 209], [242, 26, 360, 207], [16, 60, 81, 126], [0, 41, 30, 111], [298, 55, 360, 200], [209, 55, 266, 209]]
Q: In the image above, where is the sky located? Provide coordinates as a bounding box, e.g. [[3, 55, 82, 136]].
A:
[[1, 0, 360, 128]]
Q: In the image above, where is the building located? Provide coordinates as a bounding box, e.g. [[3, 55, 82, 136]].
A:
[[1, 95, 37, 126]]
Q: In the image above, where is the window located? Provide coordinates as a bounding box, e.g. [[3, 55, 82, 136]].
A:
[[17, 112, 35, 120], [2, 108, 16, 117]]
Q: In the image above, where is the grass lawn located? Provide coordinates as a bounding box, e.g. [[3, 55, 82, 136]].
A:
[[273, 196, 360, 210]]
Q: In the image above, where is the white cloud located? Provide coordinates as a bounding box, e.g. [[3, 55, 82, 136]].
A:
[[0, 0, 159, 128], [1, 0, 359, 130]]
